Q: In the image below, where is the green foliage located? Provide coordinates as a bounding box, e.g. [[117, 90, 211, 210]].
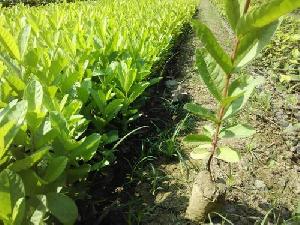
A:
[[224, 0, 242, 30], [236, 0, 300, 36], [0, 0, 198, 224], [195, 50, 224, 101], [193, 20, 233, 74], [184, 103, 218, 122], [185, 0, 299, 172]]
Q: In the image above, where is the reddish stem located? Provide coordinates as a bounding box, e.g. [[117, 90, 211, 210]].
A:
[[243, 0, 251, 14]]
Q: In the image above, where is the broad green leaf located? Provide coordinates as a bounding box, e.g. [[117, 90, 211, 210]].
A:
[[225, 0, 241, 30], [24, 78, 43, 113], [91, 89, 106, 113], [24, 49, 39, 68], [220, 124, 255, 138], [8, 146, 50, 172], [104, 99, 124, 121], [49, 111, 69, 139], [43, 156, 68, 183], [123, 69, 137, 94], [224, 76, 264, 119], [18, 25, 31, 59], [70, 133, 101, 161], [11, 197, 25, 225], [46, 193, 78, 225], [238, 0, 247, 15], [0, 121, 15, 159], [0, 26, 21, 61], [0, 169, 25, 222], [128, 82, 150, 104], [183, 134, 211, 145], [184, 103, 217, 122], [221, 92, 244, 107], [0, 100, 28, 159], [237, 0, 300, 36], [6, 73, 26, 92], [235, 20, 280, 69], [18, 169, 47, 195], [216, 147, 241, 163], [192, 20, 233, 74], [48, 53, 68, 84], [77, 78, 92, 104], [62, 100, 82, 119], [190, 146, 211, 160], [196, 50, 223, 101]]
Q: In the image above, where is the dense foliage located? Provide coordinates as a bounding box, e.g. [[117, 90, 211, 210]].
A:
[[0, 0, 198, 224], [1, 0, 59, 6]]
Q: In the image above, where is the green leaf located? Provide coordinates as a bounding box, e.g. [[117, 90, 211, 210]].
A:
[[62, 100, 82, 119], [195, 50, 223, 101], [43, 156, 68, 183], [224, 76, 264, 119], [77, 78, 91, 104], [235, 20, 280, 69], [216, 147, 241, 163], [220, 124, 255, 138], [128, 82, 150, 104], [237, 0, 300, 36], [184, 103, 217, 122], [8, 146, 50, 172], [190, 146, 211, 160], [24, 78, 43, 113], [46, 193, 78, 225], [192, 20, 233, 74], [0, 169, 25, 222], [18, 169, 47, 195], [0, 25, 21, 61], [225, 0, 241, 30], [123, 69, 137, 94], [183, 134, 211, 145], [0, 54, 21, 75], [104, 99, 123, 121], [49, 111, 69, 138], [11, 197, 25, 225], [0, 100, 28, 159], [48, 53, 68, 84], [18, 25, 31, 59], [221, 92, 244, 107], [70, 133, 101, 161]]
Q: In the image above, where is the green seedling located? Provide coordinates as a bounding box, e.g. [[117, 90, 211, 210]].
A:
[[184, 0, 300, 179]]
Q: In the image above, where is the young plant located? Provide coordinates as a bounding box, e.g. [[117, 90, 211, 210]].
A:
[[184, 0, 300, 178]]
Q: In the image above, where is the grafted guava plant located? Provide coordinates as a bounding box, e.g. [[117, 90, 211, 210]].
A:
[[185, 0, 300, 221]]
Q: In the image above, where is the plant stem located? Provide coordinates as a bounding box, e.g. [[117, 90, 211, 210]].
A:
[[206, 0, 252, 180], [207, 74, 230, 176], [243, 0, 251, 14]]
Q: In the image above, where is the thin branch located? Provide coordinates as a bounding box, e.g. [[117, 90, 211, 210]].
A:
[[243, 0, 252, 14]]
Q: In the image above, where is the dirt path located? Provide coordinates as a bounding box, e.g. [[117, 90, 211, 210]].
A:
[[128, 0, 300, 224]]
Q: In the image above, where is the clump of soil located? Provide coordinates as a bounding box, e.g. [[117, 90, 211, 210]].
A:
[[186, 171, 226, 221]]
